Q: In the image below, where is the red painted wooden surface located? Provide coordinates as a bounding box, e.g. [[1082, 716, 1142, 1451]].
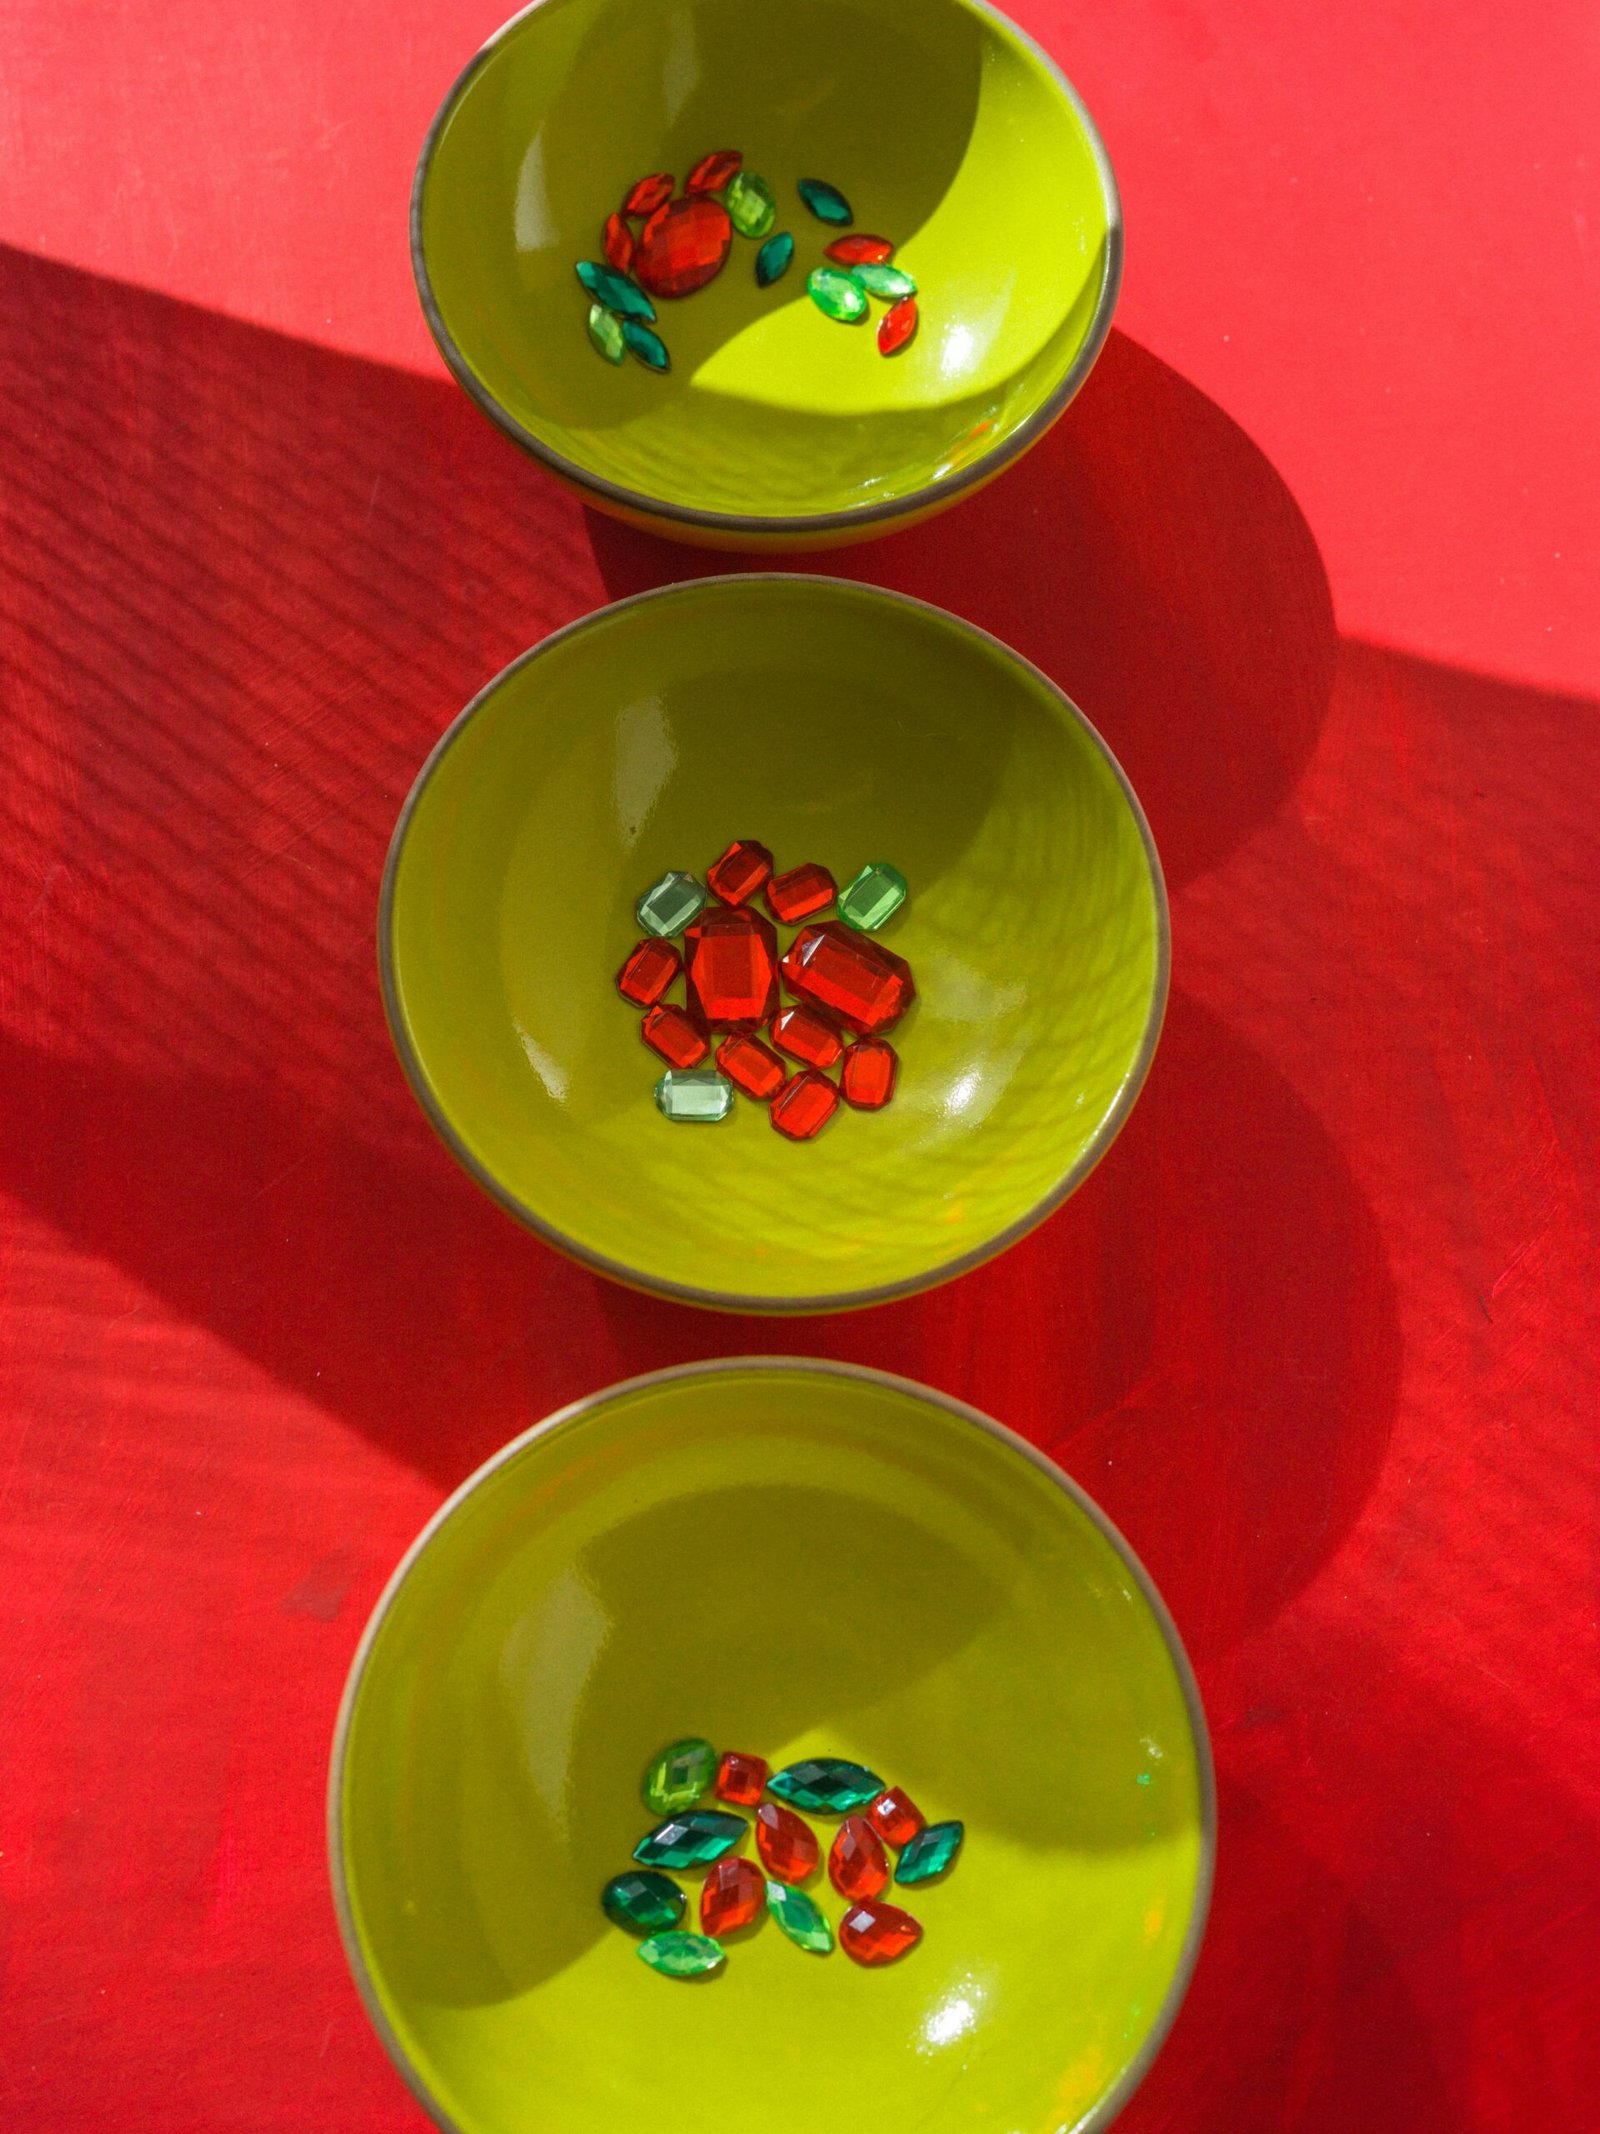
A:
[[1, 5, 1596, 2128]]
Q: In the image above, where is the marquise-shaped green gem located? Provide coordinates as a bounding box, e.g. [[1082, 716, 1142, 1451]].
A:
[[726, 171, 777, 238], [853, 262, 917, 302], [575, 259, 656, 320], [798, 177, 854, 225], [634, 1809, 747, 1870], [621, 317, 671, 372], [602, 1869, 685, 1933], [895, 1819, 964, 1885], [587, 303, 626, 364], [839, 862, 908, 933], [766, 1879, 833, 1952], [643, 1737, 716, 1814], [807, 267, 868, 324], [755, 231, 795, 287], [767, 1758, 884, 1812], [638, 1929, 726, 1978]]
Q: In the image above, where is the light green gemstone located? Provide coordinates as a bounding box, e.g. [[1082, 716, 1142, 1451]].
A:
[[839, 862, 908, 932], [766, 1880, 833, 1953], [726, 171, 777, 238], [655, 1070, 734, 1124], [853, 262, 917, 301], [638, 1930, 726, 1978], [896, 1819, 964, 1886], [767, 1758, 884, 1812], [807, 267, 868, 324], [643, 1737, 716, 1815], [633, 1810, 746, 1870], [636, 870, 707, 936], [602, 1870, 685, 1934], [587, 303, 626, 364]]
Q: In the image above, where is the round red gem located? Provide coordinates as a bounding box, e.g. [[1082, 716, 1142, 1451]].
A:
[[633, 196, 733, 299], [617, 936, 680, 1008], [623, 172, 674, 217], [841, 1899, 923, 1966], [641, 1001, 708, 1069], [772, 1004, 844, 1070], [770, 1069, 839, 1142], [825, 233, 894, 265], [707, 838, 774, 906], [841, 1036, 898, 1109], [780, 922, 915, 1035], [878, 297, 918, 357], [767, 863, 835, 924], [829, 1815, 890, 1901], [756, 1800, 819, 1883], [602, 212, 636, 273], [685, 148, 743, 195], [716, 1033, 786, 1102], [714, 1751, 770, 1805], [685, 905, 779, 1030], [868, 1786, 925, 1849], [700, 1854, 763, 1936]]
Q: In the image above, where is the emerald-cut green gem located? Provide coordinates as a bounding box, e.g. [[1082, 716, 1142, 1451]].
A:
[[621, 317, 671, 372], [602, 1870, 685, 1933], [807, 267, 868, 324], [798, 178, 853, 225], [766, 1880, 833, 1952], [637, 1930, 725, 1978], [655, 1069, 734, 1123], [726, 171, 777, 238], [637, 871, 707, 937], [643, 1737, 716, 1814], [587, 303, 626, 364], [634, 1810, 746, 1870], [575, 260, 656, 320], [853, 262, 916, 302], [755, 232, 794, 287], [895, 1819, 964, 1885], [767, 1758, 883, 1812], [839, 862, 908, 933]]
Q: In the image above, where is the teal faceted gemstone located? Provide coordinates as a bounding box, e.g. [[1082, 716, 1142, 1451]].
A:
[[768, 1758, 884, 1813], [655, 1070, 734, 1123], [587, 303, 626, 364], [726, 171, 777, 238], [637, 1930, 726, 1978], [807, 267, 868, 324], [895, 1819, 964, 1886], [766, 1880, 833, 1953], [575, 260, 656, 320], [636, 870, 707, 937], [602, 1870, 685, 1934], [853, 262, 917, 302], [634, 1810, 747, 1870], [839, 862, 908, 933], [798, 178, 854, 225], [621, 317, 671, 372], [643, 1737, 716, 1815], [755, 232, 795, 287]]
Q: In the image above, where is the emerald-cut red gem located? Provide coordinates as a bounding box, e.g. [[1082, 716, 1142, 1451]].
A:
[[642, 1002, 709, 1069], [841, 1036, 897, 1109], [617, 937, 680, 1008], [772, 1004, 844, 1070], [781, 923, 915, 1034], [707, 838, 774, 906], [766, 863, 835, 924], [623, 172, 674, 216], [685, 148, 742, 194], [840, 1899, 922, 1966], [755, 1800, 819, 1883], [878, 297, 918, 357], [634, 196, 733, 298], [770, 1069, 839, 1142], [829, 1815, 890, 1901], [603, 212, 636, 272], [714, 1751, 770, 1805], [700, 1854, 763, 1936], [868, 1786, 925, 1849], [685, 905, 778, 1030], [716, 1033, 786, 1102], [825, 234, 893, 265]]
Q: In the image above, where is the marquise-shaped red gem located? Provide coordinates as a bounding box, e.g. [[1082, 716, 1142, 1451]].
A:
[[780, 922, 915, 1034], [641, 1001, 709, 1068], [841, 1035, 898, 1109], [878, 296, 918, 357], [700, 1854, 764, 1936], [633, 196, 733, 298], [714, 1750, 770, 1805], [707, 838, 774, 906], [770, 1069, 839, 1142], [623, 172, 674, 217], [841, 1899, 922, 1966], [767, 862, 836, 924], [829, 1815, 890, 1901], [685, 148, 743, 195], [756, 1800, 819, 1883], [603, 212, 636, 272], [825, 233, 894, 265], [616, 936, 680, 1008], [685, 905, 779, 1030], [868, 1785, 926, 1849], [716, 1032, 786, 1101]]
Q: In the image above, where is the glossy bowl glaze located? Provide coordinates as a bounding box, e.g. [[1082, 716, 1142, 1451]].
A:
[[330, 1360, 1214, 2134], [413, 0, 1121, 546], [380, 576, 1166, 1312]]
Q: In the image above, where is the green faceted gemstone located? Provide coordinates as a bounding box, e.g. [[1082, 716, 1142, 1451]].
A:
[[767, 1758, 884, 1813], [798, 177, 854, 225], [634, 1810, 746, 1870], [766, 1880, 833, 1953], [896, 1819, 964, 1885], [574, 259, 656, 320], [655, 1070, 734, 1124], [636, 870, 707, 937], [621, 317, 671, 372], [586, 303, 626, 364], [643, 1737, 716, 1815], [637, 1930, 726, 1978], [726, 171, 777, 238], [807, 267, 868, 324], [755, 232, 795, 287], [839, 862, 908, 932], [602, 1870, 685, 1934], [853, 262, 917, 301]]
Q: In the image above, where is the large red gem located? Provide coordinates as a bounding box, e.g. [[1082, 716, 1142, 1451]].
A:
[[622, 172, 674, 217], [767, 863, 835, 924], [641, 1001, 708, 1068], [878, 297, 918, 357], [756, 1800, 819, 1884], [602, 211, 636, 273], [700, 1854, 764, 1937], [716, 1033, 786, 1102], [685, 148, 743, 195], [840, 1899, 923, 1966], [772, 1004, 844, 1070], [633, 196, 733, 298], [825, 233, 894, 265], [770, 1069, 839, 1143], [685, 905, 779, 1030], [781, 923, 915, 1035], [829, 1815, 890, 1901], [707, 838, 774, 906], [868, 1786, 925, 1849], [714, 1750, 770, 1806], [841, 1035, 898, 1109], [616, 936, 680, 1007]]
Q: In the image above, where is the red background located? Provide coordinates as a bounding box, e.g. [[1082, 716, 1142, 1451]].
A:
[[1, 3, 1596, 2127]]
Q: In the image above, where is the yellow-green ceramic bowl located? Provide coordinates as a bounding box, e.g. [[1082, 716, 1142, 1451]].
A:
[[412, 0, 1121, 546], [330, 1360, 1215, 2134], [379, 576, 1167, 1312]]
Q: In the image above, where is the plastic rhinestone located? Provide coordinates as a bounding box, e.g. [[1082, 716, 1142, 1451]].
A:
[[767, 1881, 834, 1953], [602, 1869, 685, 1934], [636, 871, 707, 937], [621, 317, 671, 371], [878, 297, 918, 356], [638, 1929, 725, 1977], [700, 1854, 763, 1936], [575, 259, 656, 320], [634, 196, 733, 298], [603, 212, 636, 272], [770, 1069, 839, 1142], [755, 1800, 820, 1883], [707, 838, 774, 906], [825, 234, 893, 265], [587, 303, 626, 364], [617, 937, 680, 1007], [654, 1069, 734, 1123], [868, 1786, 925, 1849], [808, 266, 868, 323], [686, 149, 742, 195], [781, 923, 915, 1034], [642, 1002, 709, 1068], [768, 1758, 886, 1813], [772, 1004, 844, 1070], [643, 1737, 716, 1814], [766, 863, 835, 924], [685, 904, 779, 1031], [798, 178, 854, 225], [716, 1033, 786, 1102], [715, 1751, 770, 1805], [839, 861, 908, 932], [755, 231, 794, 286], [841, 1036, 898, 1110], [623, 173, 674, 216], [726, 170, 777, 237], [830, 1816, 890, 1901], [896, 1820, 965, 1886], [840, 1899, 922, 1966], [634, 1810, 747, 1871], [853, 262, 916, 301]]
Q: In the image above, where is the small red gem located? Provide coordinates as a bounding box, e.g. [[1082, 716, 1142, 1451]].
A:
[[780, 922, 915, 1035], [633, 195, 733, 298], [707, 838, 774, 906], [685, 149, 743, 195], [623, 172, 674, 217], [766, 863, 836, 924], [716, 1033, 786, 1102], [829, 1815, 890, 1901], [617, 936, 680, 1007], [641, 1001, 708, 1068], [714, 1751, 770, 1805], [756, 1800, 820, 1884], [700, 1855, 763, 1936], [841, 1899, 923, 1966], [868, 1786, 925, 1849], [771, 1069, 839, 1142], [772, 1003, 844, 1070], [602, 212, 636, 273], [685, 905, 779, 1030], [841, 1036, 898, 1109], [878, 296, 918, 357], [825, 233, 894, 265]]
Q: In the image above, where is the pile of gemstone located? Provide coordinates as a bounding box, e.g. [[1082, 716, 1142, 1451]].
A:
[[617, 841, 914, 1141], [578, 152, 919, 373], [602, 1740, 964, 1979]]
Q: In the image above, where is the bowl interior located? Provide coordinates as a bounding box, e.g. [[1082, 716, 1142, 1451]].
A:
[[383, 577, 1164, 1308], [335, 1364, 1210, 2134], [417, 0, 1116, 523]]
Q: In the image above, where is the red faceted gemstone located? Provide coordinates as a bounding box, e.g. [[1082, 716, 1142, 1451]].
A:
[[781, 922, 916, 1035], [616, 936, 680, 1008], [878, 296, 919, 357], [714, 1750, 770, 1806], [716, 1033, 786, 1102], [868, 1786, 925, 1850], [685, 148, 743, 194], [700, 1855, 764, 1937], [766, 862, 836, 924], [633, 196, 733, 298], [840, 1899, 923, 1967], [707, 838, 774, 906], [770, 1069, 840, 1143], [756, 1801, 820, 1884], [602, 211, 636, 273], [685, 905, 779, 1031], [829, 1815, 890, 1902], [772, 1003, 844, 1070], [623, 172, 674, 216], [825, 233, 894, 265], [841, 1036, 898, 1109], [641, 1001, 709, 1068]]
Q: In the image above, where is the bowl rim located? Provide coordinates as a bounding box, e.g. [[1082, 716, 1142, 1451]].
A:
[[376, 572, 1171, 1315], [328, 1355, 1218, 2134], [410, 0, 1124, 539]]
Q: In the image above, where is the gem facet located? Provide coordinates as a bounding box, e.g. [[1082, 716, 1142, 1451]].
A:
[[766, 1880, 834, 1953], [726, 171, 777, 237], [766, 863, 835, 923], [755, 1800, 820, 1883], [617, 936, 681, 1007], [768, 1758, 886, 1813], [602, 1869, 686, 1934], [575, 260, 656, 320], [868, 1787, 926, 1849], [839, 861, 908, 932], [770, 1069, 839, 1142], [798, 178, 854, 225], [643, 1737, 716, 1814], [840, 1899, 922, 1966], [716, 1032, 786, 1102], [623, 173, 674, 217], [638, 1929, 725, 1978], [878, 297, 918, 356], [684, 904, 779, 1030], [841, 1036, 898, 1110], [707, 838, 774, 906], [587, 303, 626, 364], [634, 196, 733, 298], [715, 1751, 770, 1805], [686, 149, 742, 195], [755, 231, 794, 286], [782, 923, 915, 1035], [637, 871, 707, 937], [700, 1854, 764, 1936], [654, 1069, 734, 1123], [634, 1810, 747, 1871], [772, 1003, 844, 1070], [621, 317, 671, 371], [825, 234, 893, 265], [603, 212, 636, 272], [853, 262, 916, 301], [642, 1002, 709, 1068], [830, 1815, 890, 1901], [808, 266, 868, 323], [896, 1820, 965, 1885]]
